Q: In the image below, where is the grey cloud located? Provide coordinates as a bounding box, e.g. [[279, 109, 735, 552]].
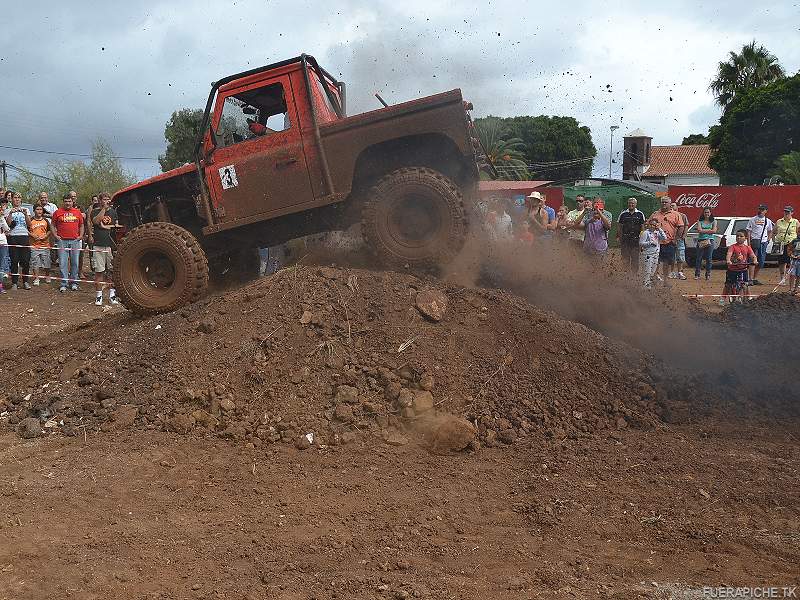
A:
[[0, 0, 797, 185]]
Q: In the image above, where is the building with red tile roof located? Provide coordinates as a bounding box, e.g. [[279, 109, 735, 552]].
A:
[[622, 129, 719, 186]]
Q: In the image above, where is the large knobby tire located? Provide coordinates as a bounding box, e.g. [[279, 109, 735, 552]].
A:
[[113, 222, 209, 316], [361, 167, 467, 267]]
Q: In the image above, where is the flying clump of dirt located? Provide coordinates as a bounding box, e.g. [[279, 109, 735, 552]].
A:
[[1, 265, 677, 449]]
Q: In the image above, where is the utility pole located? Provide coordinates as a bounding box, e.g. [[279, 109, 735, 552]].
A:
[[1, 161, 6, 189], [609, 126, 619, 179]]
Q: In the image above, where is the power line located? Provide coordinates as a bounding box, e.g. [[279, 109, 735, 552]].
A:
[[493, 158, 595, 176], [0, 143, 157, 161], [4, 163, 70, 185], [492, 158, 595, 173]]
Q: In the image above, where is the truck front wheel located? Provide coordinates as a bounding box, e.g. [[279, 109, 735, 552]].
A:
[[113, 222, 209, 315], [361, 167, 467, 268]]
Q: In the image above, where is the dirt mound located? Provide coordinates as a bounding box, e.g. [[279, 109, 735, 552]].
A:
[[719, 292, 800, 358], [722, 291, 800, 316], [1, 265, 676, 448]]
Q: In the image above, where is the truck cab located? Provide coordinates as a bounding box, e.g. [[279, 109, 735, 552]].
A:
[[200, 57, 345, 229]]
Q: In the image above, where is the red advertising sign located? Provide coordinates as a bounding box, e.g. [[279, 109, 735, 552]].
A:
[[667, 185, 800, 223]]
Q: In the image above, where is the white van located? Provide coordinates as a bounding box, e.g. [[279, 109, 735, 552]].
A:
[[685, 216, 777, 265]]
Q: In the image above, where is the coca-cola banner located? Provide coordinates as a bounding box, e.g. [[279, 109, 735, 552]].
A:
[[667, 185, 800, 222]]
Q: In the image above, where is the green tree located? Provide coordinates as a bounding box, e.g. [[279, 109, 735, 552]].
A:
[[709, 41, 785, 108], [49, 140, 137, 206], [9, 140, 134, 206], [159, 108, 204, 172], [709, 74, 800, 184], [771, 151, 800, 184], [473, 116, 530, 180], [682, 133, 710, 145], [505, 115, 595, 179], [7, 167, 59, 202]]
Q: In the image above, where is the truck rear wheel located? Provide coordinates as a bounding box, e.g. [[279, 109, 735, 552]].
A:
[[113, 222, 209, 315], [361, 167, 467, 267]]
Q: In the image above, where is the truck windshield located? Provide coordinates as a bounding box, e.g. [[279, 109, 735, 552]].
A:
[[217, 82, 291, 147]]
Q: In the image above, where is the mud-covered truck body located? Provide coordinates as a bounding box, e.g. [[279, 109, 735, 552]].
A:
[[111, 54, 480, 314]]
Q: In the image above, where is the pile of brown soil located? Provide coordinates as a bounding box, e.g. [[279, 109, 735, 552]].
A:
[[1, 266, 671, 449], [722, 291, 800, 317]]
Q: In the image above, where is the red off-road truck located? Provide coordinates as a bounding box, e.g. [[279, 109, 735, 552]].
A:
[[111, 54, 482, 314]]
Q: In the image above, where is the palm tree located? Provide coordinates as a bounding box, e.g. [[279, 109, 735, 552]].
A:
[[710, 41, 785, 108], [771, 151, 800, 184], [473, 117, 530, 180]]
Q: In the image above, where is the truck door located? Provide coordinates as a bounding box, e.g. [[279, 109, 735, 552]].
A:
[[205, 75, 314, 224]]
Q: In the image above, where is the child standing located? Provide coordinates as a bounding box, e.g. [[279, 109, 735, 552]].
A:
[[29, 204, 52, 286], [788, 236, 800, 295], [639, 218, 666, 289], [722, 229, 756, 304]]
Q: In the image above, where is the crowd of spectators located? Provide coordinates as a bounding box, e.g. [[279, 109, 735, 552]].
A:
[[0, 188, 120, 305], [482, 192, 800, 299], [2, 186, 797, 307]]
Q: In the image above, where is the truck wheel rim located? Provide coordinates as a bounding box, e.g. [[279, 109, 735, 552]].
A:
[[386, 194, 442, 248], [129, 249, 185, 304]]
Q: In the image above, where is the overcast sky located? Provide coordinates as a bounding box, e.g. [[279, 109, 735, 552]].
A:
[[1, 0, 798, 187]]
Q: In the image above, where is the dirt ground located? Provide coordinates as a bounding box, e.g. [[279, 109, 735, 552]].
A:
[[0, 282, 124, 352], [0, 255, 798, 600]]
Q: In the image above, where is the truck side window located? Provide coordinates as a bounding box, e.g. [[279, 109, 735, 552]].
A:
[[217, 82, 291, 148]]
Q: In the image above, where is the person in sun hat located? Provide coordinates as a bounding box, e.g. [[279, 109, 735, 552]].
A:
[[525, 191, 555, 239], [773, 205, 798, 286]]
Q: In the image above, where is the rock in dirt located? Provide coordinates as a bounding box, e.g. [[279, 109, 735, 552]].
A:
[[384, 381, 402, 401], [424, 414, 476, 453], [381, 429, 409, 446], [397, 388, 414, 408], [219, 397, 236, 413], [318, 267, 339, 279], [300, 310, 313, 324], [498, 429, 518, 445], [94, 387, 115, 401], [197, 317, 216, 334], [412, 390, 434, 414], [17, 417, 42, 439], [335, 385, 359, 404], [334, 404, 354, 423], [192, 409, 219, 430], [111, 405, 138, 429], [419, 372, 435, 391], [415, 289, 448, 322], [166, 413, 194, 434], [362, 401, 379, 414]]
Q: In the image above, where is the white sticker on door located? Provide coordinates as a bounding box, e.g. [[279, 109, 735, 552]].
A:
[[219, 165, 239, 189]]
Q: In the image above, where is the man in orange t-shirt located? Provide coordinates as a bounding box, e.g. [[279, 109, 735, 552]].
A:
[[28, 204, 52, 285], [648, 197, 684, 287]]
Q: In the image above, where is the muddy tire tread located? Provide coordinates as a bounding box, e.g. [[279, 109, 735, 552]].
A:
[[361, 167, 468, 268], [113, 222, 209, 316]]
